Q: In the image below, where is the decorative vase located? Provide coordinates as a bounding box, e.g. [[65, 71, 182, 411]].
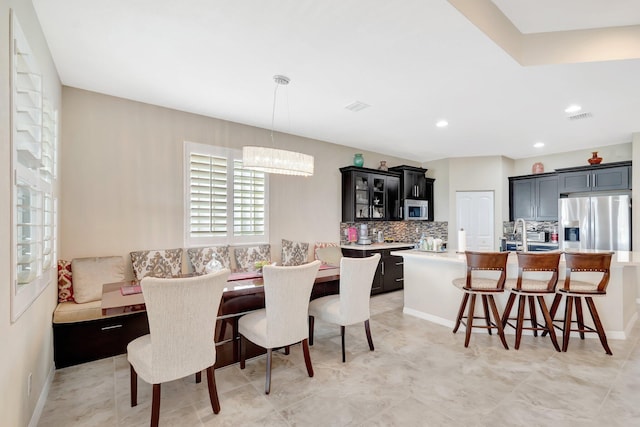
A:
[[588, 151, 603, 165], [378, 160, 388, 171], [353, 153, 364, 167], [531, 162, 544, 174]]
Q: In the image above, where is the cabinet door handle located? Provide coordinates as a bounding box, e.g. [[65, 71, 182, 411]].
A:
[[593, 173, 596, 187], [587, 174, 590, 187], [395, 278, 404, 282], [101, 324, 123, 331], [395, 261, 403, 266], [381, 262, 385, 275]]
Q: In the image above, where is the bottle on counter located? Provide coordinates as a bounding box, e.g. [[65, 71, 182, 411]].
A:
[[551, 226, 558, 243]]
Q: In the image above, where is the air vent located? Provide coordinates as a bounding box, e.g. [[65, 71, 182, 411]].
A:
[[344, 101, 370, 112], [568, 112, 593, 121]]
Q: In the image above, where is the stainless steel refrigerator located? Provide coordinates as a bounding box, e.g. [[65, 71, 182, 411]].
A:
[[559, 194, 632, 251]]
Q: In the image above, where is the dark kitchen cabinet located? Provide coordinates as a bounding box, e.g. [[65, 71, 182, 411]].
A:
[[340, 166, 400, 221], [509, 173, 558, 221], [388, 165, 435, 220], [557, 162, 631, 194], [341, 246, 411, 295]]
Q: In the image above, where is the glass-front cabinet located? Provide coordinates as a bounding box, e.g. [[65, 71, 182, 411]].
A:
[[340, 166, 400, 222]]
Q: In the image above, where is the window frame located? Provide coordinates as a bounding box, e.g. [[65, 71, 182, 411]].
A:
[[183, 141, 269, 248]]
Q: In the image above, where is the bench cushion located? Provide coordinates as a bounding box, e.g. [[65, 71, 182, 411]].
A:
[[130, 248, 183, 280], [234, 245, 271, 272], [281, 239, 309, 266], [187, 246, 231, 274], [53, 300, 103, 323]]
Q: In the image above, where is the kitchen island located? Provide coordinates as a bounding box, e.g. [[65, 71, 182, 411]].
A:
[[390, 249, 639, 339]]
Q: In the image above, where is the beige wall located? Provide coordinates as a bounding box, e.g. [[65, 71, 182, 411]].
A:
[[60, 87, 418, 273], [1, 1, 62, 426]]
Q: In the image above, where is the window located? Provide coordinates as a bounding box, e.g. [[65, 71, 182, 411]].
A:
[[184, 142, 268, 247], [11, 12, 57, 321]]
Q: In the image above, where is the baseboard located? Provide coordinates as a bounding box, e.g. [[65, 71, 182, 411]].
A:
[[28, 365, 55, 427], [403, 307, 454, 328]]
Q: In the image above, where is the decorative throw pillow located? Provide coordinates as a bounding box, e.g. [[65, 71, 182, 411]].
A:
[[187, 246, 231, 275], [57, 259, 74, 303], [281, 239, 310, 266], [315, 246, 343, 266], [234, 245, 271, 272], [71, 256, 125, 303], [313, 242, 339, 260], [130, 248, 183, 280]]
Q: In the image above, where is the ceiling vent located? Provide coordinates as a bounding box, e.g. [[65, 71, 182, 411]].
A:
[[568, 112, 593, 121], [344, 101, 370, 112]]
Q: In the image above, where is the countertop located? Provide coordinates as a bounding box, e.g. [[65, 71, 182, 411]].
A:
[[390, 249, 640, 266], [341, 242, 415, 250]]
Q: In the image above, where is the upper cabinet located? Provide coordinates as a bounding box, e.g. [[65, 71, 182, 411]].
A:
[[388, 165, 435, 221], [509, 173, 558, 221], [556, 161, 631, 194], [340, 166, 400, 222]]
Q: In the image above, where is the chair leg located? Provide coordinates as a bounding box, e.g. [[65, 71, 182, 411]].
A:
[[130, 364, 138, 407], [239, 335, 246, 369], [515, 295, 526, 350], [585, 297, 613, 355], [575, 297, 586, 339], [232, 317, 239, 362], [206, 366, 221, 414], [488, 295, 509, 350], [265, 349, 272, 395], [309, 315, 315, 345], [195, 371, 202, 383], [502, 293, 516, 328], [151, 383, 161, 427], [481, 295, 492, 335], [284, 346, 290, 355], [542, 293, 563, 337], [453, 293, 469, 333], [528, 296, 538, 337], [464, 294, 476, 347], [364, 319, 375, 351], [562, 296, 573, 352], [341, 325, 346, 362], [538, 296, 560, 352], [302, 338, 314, 377]]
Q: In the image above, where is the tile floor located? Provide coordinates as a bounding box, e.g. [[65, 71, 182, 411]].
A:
[[39, 291, 640, 426]]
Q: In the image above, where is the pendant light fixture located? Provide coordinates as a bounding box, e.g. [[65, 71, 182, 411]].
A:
[[242, 75, 314, 177]]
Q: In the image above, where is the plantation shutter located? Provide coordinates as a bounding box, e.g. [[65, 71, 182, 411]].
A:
[[189, 153, 228, 237], [233, 160, 266, 236]]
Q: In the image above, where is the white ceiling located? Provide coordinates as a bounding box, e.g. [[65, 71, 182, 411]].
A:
[[32, 0, 640, 162]]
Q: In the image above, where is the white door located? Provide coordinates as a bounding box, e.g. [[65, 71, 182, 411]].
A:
[[456, 191, 494, 251]]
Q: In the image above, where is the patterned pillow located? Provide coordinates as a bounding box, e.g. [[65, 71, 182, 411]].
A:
[[187, 246, 231, 275], [281, 239, 310, 266], [130, 248, 183, 280], [57, 259, 74, 303], [313, 242, 339, 260], [234, 245, 271, 272]]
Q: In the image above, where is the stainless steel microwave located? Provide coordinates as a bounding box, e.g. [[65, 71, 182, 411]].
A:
[[404, 199, 429, 220]]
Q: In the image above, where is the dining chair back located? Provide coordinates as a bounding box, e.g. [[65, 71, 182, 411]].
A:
[[127, 269, 230, 426], [308, 254, 380, 362], [238, 260, 321, 394]]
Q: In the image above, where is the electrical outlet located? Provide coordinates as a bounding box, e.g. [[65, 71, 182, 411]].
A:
[[27, 372, 32, 397]]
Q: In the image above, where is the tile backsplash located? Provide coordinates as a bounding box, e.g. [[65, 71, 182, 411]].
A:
[[503, 220, 558, 240], [340, 221, 448, 245]]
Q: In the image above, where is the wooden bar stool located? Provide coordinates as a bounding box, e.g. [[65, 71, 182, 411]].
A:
[[547, 252, 614, 355], [501, 252, 561, 351], [452, 251, 509, 349]]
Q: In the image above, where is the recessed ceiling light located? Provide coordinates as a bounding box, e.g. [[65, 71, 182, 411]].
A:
[[564, 105, 582, 113], [533, 142, 545, 148], [435, 120, 448, 128]]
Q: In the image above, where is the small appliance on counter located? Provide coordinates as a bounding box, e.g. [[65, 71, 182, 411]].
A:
[[526, 231, 549, 243], [357, 223, 372, 245]]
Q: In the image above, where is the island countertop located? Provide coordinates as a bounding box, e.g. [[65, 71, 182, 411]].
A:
[[391, 249, 640, 340]]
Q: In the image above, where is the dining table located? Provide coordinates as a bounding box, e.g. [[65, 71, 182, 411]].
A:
[[100, 265, 341, 368]]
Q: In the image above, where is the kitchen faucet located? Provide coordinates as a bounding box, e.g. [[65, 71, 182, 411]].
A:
[[515, 218, 527, 252]]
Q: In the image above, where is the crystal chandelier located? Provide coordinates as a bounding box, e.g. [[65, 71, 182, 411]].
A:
[[243, 75, 314, 177]]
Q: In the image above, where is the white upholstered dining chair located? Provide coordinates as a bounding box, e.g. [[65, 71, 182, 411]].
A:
[[308, 254, 380, 362], [238, 260, 321, 394], [127, 269, 230, 426]]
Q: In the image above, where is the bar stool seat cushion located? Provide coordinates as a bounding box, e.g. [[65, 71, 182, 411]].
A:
[[452, 277, 500, 290], [504, 278, 550, 292], [560, 280, 601, 293]]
